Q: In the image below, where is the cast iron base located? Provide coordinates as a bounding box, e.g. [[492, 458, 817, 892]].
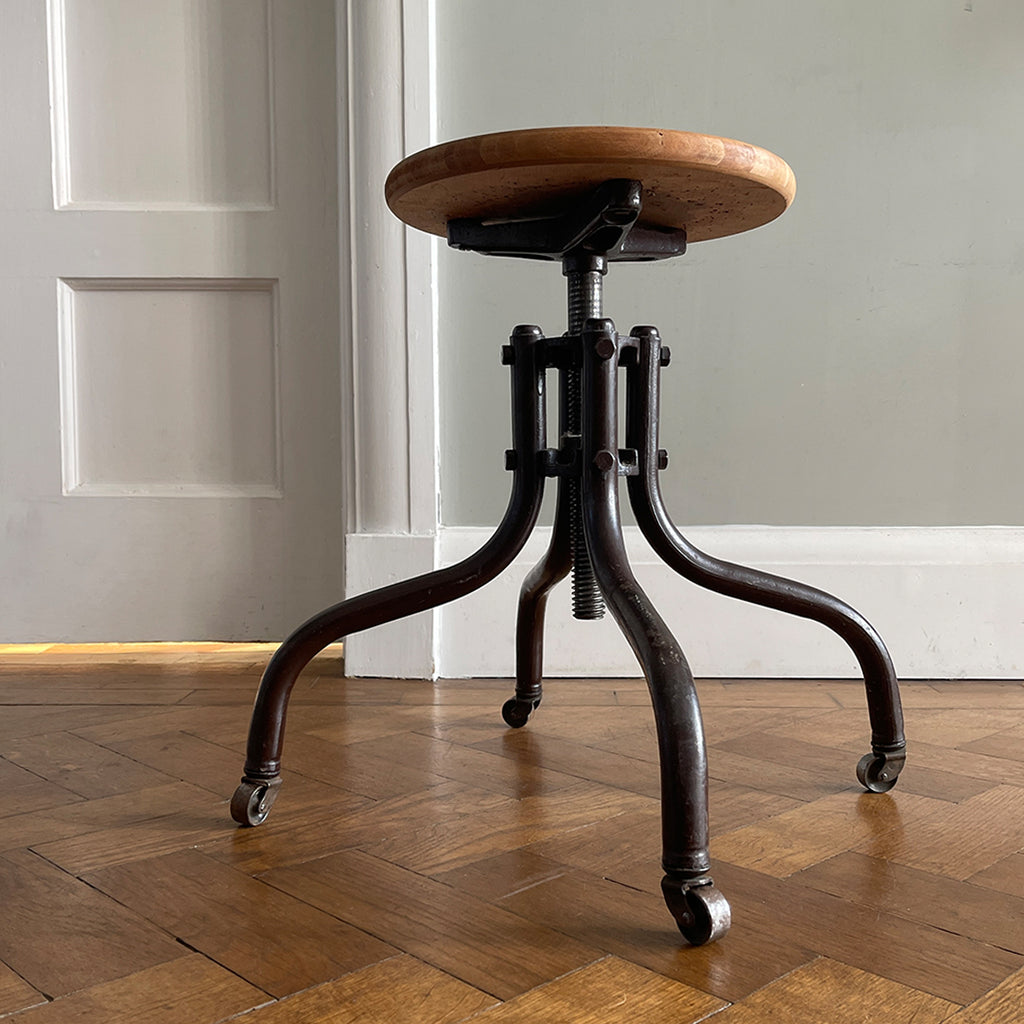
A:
[[232, 317, 906, 945]]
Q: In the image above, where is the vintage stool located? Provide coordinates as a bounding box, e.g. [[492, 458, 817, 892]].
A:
[[231, 127, 907, 945]]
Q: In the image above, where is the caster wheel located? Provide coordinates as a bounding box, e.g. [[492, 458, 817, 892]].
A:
[[856, 752, 899, 793], [501, 696, 540, 729], [230, 778, 280, 826], [661, 877, 731, 946]]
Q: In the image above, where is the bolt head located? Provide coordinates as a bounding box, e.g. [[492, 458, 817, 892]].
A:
[[660, 346, 672, 367], [593, 449, 616, 473]]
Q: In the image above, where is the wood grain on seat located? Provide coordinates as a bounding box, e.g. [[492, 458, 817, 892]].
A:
[[385, 126, 796, 243]]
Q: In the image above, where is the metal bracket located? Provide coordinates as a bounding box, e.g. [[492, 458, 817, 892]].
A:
[[448, 179, 687, 263]]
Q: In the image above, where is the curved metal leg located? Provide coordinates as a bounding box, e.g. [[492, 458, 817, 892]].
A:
[[580, 319, 729, 944], [504, 478, 573, 728], [232, 325, 548, 825], [624, 326, 906, 790]]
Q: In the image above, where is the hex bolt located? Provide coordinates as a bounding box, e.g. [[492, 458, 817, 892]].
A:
[[592, 449, 616, 473], [504, 449, 518, 471], [500, 345, 515, 365], [594, 336, 617, 360], [657, 449, 669, 470], [660, 346, 672, 367]]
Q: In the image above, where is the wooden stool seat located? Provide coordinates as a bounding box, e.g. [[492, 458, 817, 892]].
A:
[[385, 126, 796, 243]]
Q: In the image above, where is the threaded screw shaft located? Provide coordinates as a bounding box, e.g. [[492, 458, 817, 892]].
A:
[[565, 261, 606, 621]]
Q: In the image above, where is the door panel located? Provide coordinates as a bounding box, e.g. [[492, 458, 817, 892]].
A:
[[51, 0, 275, 210]]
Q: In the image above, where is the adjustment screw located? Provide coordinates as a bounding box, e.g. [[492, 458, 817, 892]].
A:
[[594, 336, 617, 360], [593, 449, 616, 473], [660, 346, 672, 367], [657, 449, 669, 470], [501, 345, 515, 365], [504, 449, 518, 471]]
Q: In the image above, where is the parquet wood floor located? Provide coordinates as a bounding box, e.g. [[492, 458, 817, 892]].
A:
[[1, 645, 1023, 1022]]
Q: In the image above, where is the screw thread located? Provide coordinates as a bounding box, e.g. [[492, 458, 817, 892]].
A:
[[565, 265, 605, 621]]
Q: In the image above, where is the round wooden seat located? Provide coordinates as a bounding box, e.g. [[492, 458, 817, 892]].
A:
[[385, 126, 796, 244]]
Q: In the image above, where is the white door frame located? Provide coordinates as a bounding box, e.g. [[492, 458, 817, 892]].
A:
[[342, 0, 1024, 681], [340, 0, 441, 677]]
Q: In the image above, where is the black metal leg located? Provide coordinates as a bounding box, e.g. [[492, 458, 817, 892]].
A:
[[231, 325, 549, 826], [579, 319, 730, 944], [624, 326, 906, 792], [504, 479, 573, 727]]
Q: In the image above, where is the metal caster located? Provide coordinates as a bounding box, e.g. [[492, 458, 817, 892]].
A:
[[661, 875, 731, 945], [230, 777, 281, 826], [856, 751, 904, 793], [501, 696, 541, 729]]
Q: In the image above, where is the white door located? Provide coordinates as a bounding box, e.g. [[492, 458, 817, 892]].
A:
[[0, 1, 344, 640]]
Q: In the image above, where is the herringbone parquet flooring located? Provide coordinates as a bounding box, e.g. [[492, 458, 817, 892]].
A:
[[1, 645, 1023, 1022]]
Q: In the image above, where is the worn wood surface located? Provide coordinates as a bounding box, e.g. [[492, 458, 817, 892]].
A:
[[385, 126, 796, 242], [0, 645, 1022, 1020]]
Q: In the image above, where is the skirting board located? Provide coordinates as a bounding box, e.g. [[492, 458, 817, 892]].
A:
[[343, 533, 439, 679], [344, 526, 1024, 679]]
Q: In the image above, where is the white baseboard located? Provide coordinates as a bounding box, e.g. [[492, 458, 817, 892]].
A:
[[344, 526, 1024, 679], [342, 532, 438, 678]]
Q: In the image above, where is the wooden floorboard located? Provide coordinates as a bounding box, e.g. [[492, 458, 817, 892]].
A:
[[1, 957, 267, 1024], [228, 956, 497, 1024], [0, 848, 187, 999], [0, 649, 1022, 1020]]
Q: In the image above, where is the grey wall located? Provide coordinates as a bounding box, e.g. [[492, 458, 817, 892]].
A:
[[435, 0, 1024, 527]]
